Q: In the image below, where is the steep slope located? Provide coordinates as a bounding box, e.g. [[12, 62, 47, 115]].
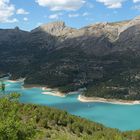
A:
[[0, 17, 140, 98], [0, 27, 30, 75]]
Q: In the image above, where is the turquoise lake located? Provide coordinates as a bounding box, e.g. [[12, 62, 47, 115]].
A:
[[4, 81, 140, 131]]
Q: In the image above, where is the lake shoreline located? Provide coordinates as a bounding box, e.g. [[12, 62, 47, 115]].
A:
[[42, 92, 66, 97], [7, 80, 140, 105], [78, 95, 140, 105], [24, 84, 46, 89], [42, 87, 66, 97]]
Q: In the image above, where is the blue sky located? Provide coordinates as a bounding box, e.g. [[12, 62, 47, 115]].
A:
[[0, 0, 140, 31]]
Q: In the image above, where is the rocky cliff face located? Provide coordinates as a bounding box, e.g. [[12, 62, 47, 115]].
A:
[[32, 21, 75, 36], [0, 16, 140, 91]]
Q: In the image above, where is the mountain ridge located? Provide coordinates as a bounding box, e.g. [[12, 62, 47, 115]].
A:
[[0, 16, 140, 99]]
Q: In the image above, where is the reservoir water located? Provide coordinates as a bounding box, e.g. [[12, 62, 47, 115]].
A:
[[4, 81, 140, 131]]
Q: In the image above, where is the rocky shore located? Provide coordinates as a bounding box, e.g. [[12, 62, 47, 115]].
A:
[[78, 95, 140, 105]]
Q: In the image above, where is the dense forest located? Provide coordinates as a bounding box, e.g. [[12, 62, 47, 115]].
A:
[[82, 50, 140, 100], [0, 93, 140, 140]]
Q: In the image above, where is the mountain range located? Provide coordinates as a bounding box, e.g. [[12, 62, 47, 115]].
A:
[[0, 16, 140, 99]]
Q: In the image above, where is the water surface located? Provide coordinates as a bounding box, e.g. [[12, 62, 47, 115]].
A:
[[4, 81, 140, 131]]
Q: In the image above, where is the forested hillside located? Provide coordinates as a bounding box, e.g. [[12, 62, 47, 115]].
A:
[[0, 93, 140, 140]]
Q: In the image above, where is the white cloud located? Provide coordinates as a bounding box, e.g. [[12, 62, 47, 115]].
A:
[[35, 0, 85, 11], [82, 12, 89, 16], [23, 17, 28, 21], [0, 0, 18, 23], [96, 0, 126, 8], [5, 18, 19, 23], [16, 8, 29, 15], [133, 0, 140, 2], [132, 4, 140, 10], [49, 14, 59, 19], [96, 0, 140, 9], [48, 13, 63, 19], [68, 13, 79, 18], [68, 12, 89, 18]]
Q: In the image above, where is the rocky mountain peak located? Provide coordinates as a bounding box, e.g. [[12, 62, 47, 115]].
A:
[[129, 15, 140, 26], [40, 21, 66, 31], [118, 16, 140, 34], [133, 15, 140, 20], [14, 26, 20, 30], [32, 21, 69, 35]]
